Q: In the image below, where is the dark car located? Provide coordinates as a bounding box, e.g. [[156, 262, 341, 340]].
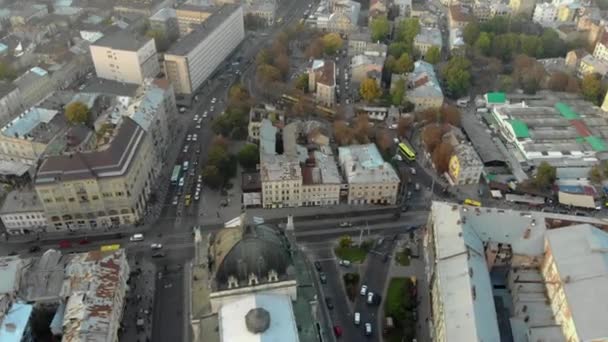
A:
[[383, 254, 390, 263], [325, 297, 334, 310], [28, 246, 41, 253], [59, 240, 72, 249], [152, 252, 166, 258], [319, 272, 327, 284], [314, 261, 322, 271], [8, 251, 17, 256], [79, 238, 90, 245], [372, 294, 382, 306]]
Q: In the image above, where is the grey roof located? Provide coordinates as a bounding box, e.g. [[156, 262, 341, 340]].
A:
[[166, 4, 242, 56], [0, 189, 43, 214], [0, 82, 17, 98], [92, 31, 151, 51], [81, 77, 140, 97]]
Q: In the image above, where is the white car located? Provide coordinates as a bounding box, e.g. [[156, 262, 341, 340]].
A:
[[339, 259, 351, 267], [367, 292, 374, 304], [183, 145, 189, 153], [210, 106, 215, 112], [211, 97, 217, 104], [186, 134, 192, 142], [192, 134, 198, 142], [172, 196, 178, 205], [360, 285, 368, 296], [193, 115, 199, 121], [196, 124, 201, 129], [179, 107, 186, 113], [197, 175, 203, 183], [354, 312, 361, 325], [151, 243, 163, 249], [364, 323, 372, 336], [178, 177, 185, 187]]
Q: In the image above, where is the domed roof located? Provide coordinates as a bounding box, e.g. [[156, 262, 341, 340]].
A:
[[214, 224, 292, 287], [245, 308, 270, 333]]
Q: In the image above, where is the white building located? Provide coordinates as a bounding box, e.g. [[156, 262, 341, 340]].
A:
[[89, 32, 160, 85], [533, 2, 558, 26], [308, 59, 336, 106], [394, 0, 412, 16], [338, 144, 400, 205], [406, 61, 444, 110], [0, 189, 48, 235], [593, 33, 608, 63], [447, 144, 483, 185], [164, 4, 245, 95]]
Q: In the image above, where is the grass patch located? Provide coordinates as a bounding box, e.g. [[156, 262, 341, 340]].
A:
[[334, 246, 368, 263], [385, 277, 416, 342], [396, 248, 411, 266], [343, 273, 360, 302]]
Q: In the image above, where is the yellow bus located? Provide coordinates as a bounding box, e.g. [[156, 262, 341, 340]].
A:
[[463, 198, 482, 207], [100, 244, 120, 252], [398, 142, 416, 161]]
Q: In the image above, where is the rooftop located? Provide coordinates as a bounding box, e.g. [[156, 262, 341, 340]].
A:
[[150, 7, 176, 21], [36, 117, 146, 184], [260, 154, 302, 182], [0, 189, 44, 214], [449, 4, 473, 22], [0, 257, 23, 295], [414, 27, 442, 47], [14, 67, 49, 90], [407, 61, 443, 99], [0, 82, 17, 98], [310, 59, 335, 87], [1, 107, 65, 143], [91, 31, 151, 51], [0, 302, 33, 342], [81, 77, 140, 97], [19, 249, 70, 302], [338, 144, 399, 184], [302, 150, 342, 185], [166, 4, 242, 56]]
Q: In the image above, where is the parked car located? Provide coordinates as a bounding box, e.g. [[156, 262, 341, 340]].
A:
[[339, 259, 351, 267], [130, 234, 144, 242], [364, 322, 372, 336], [367, 292, 374, 304], [339, 221, 352, 228], [319, 272, 327, 284], [152, 252, 165, 258], [59, 240, 72, 249], [172, 196, 179, 205], [325, 297, 334, 310], [354, 312, 361, 325], [360, 285, 368, 296], [333, 325, 343, 337], [29, 246, 41, 253], [314, 261, 322, 271], [150, 243, 163, 249], [79, 238, 90, 245]]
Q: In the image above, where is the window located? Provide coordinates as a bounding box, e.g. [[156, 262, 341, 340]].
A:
[[68, 198, 75, 202], [92, 195, 99, 200]]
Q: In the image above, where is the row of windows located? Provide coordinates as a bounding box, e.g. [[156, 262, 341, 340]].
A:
[[3, 213, 45, 221]]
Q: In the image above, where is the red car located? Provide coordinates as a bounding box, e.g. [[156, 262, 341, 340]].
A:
[[58, 240, 71, 249], [333, 325, 343, 337], [79, 238, 90, 245]]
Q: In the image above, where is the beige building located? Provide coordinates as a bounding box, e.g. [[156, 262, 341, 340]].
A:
[[164, 5, 245, 95], [90, 32, 160, 85], [509, 0, 537, 16], [348, 28, 372, 56], [35, 117, 156, 231], [577, 54, 608, 77], [260, 154, 302, 209], [414, 27, 442, 57], [338, 144, 400, 205], [350, 55, 384, 84], [176, 4, 214, 36], [448, 5, 473, 29], [301, 151, 341, 206], [0, 188, 48, 235], [593, 32, 608, 62], [406, 61, 444, 110], [308, 59, 336, 107]]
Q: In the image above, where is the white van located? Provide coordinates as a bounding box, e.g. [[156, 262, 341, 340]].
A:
[[130, 233, 144, 242], [183, 161, 189, 171], [354, 312, 361, 325]]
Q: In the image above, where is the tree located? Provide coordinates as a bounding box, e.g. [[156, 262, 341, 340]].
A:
[[443, 56, 472, 98], [370, 17, 390, 41], [393, 53, 414, 74], [305, 38, 324, 59], [422, 124, 444, 153], [440, 105, 461, 127], [295, 74, 309, 91], [540, 29, 566, 58], [590, 164, 604, 184], [375, 129, 392, 153], [202, 165, 223, 188], [581, 73, 602, 105], [274, 53, 290, 79], [388, 42, 409, 58], [395, 18, 420, 45], [256, 48, 273, 66], [359, 78, 382, 102], [64, 101, 89, 125], [397, 117, 413, 137], [520, 34, 542, 57], [333, 120, 354, 145], [237, 144, 259, 169], [474, 32, 492, 56], [463, 22, 480, 46], [390, 79, 406, 106], [431, 142, 454, 173], [339, 235, 353, 248], [547, 71, 569, 91], [0, 61, 16, 81], [426, 46, 441, 64], [322, 33, 343, 55], [534, 161, 556, 189], [257, 64, 282, 84], [145, 29, 169, 52], [498, 75, 514, 91], [353, 115, 370, 143]]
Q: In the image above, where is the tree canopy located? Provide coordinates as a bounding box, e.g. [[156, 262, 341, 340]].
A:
[[237, 144, 260, 170], [359, 78, 382, 102], [581, 73, 603, 105], [64, 102, 89, 125], [425, 46, 441, 64], [0, 61, 17, 81], [322, 33, 343, 55], [370, 17, 390, 41], [390, 79, 406, 106], [533, 161, 556, 189], [442, 57, 472, 98]]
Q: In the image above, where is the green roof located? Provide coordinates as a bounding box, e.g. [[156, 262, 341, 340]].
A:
[[486, 92, 506, 104], [585, 136, 608, 152], [508, 119, 530, 138], [555, 102, 580, 120]]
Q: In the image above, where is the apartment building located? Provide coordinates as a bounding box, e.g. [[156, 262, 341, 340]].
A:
[[0, 107, 68, 167], [150, 8, 180, 42], [245, 0, 277, 26], [448, 5, 473, 29], [394, 0, 412, 16], [448, 144, 483, 185], [301, 151, 341, 206], [350, 55, 384, 84], [0, 83, 23, 126], [406, 61, 444, 110], [338, 144, 400, 205], [176, 4, 214, 36], [164, 5, 245, 95], [509, 0, 537, 16], [414, 27, 442, 57], [593, 32, 608, 63], [348, 28, 371, 56], [0, 188, 48, 235], [533, 2, 558, 25], [577, 54, 608, 77], [308, 59, 336, 106], [248, 104, 284, 143], [35, 117, 156, 231], [90, 32, 160, 85]]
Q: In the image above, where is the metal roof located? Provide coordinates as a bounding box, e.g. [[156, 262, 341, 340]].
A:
[[486, 92, 506, 104]]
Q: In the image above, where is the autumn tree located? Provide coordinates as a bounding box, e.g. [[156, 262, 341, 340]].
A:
[[533, 161, 556, 189], [416, 108, 440, 123], [393, 53, 414, 74], [257, 64, 282, 84], [353, 115, 370, 143], [306, 38, 324, 59], [547, 71, 569, 91], [295, 74, 309, 91], [274, 53, 290, 79], [431, 142, 454, 173], [333, 120, 354, 145], [256, 48, 273, 66], [397, 117, 413, 137], [440, 105, 461, 127], [581, 73, 603, 105], [322, 33, 343, 55], [422, 124, 444, 153], [359, 78, 382, 102], [375, 129, 393, 153], [64, 101, 90, 125]]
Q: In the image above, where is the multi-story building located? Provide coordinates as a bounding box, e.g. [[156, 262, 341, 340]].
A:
[[394, 0, 412, 16], [14, 67, 55, 110], [533, 2, 558, 26], [448, 144, 483, 185], [150, 7, 180, 42], [90, 32, 160, 85], [175, 4, 214, 36], [301, 150, 341, 206], [509, 0, 537, 16], [566, 48, 590, 72], [0, 82, 23, 126], [338, 144, 400, 205], [448, 5, 473, 29], [35, 116, 156, 231], [426, 201, 608, 342], [414, 27, 442, 57], [248, 104, 284, 143], [164, 5, 245, 95], [0, 188, 48, 235], [61, 249, 130, 342], [406, 61, 444, 110], [577, 54, 608, 77], [245, 0, 277, 26], [308, 59, 336, 106], [0, 107, 68, 167], [593, 32, 608, 63], [260, 154, 302, 209], [369, 0, 388, 19], [348, 28, 371, 56], [350, 55, 384, 84]]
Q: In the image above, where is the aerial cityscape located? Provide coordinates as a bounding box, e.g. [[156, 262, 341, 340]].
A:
[[0, 0, 608, 341]]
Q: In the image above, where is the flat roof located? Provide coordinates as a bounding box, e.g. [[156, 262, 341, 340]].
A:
[[91, 31, 150, 51], [0, 189, 43, 214], [1, 107, 65, 143], [166, 4, 241, 56], [0, 303, 33, 342], [338, 144, 399, 184]]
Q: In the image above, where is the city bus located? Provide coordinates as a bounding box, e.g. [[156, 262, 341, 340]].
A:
[[398, 142, 416, 161], [100, 244, 120, 252], [170, 165, 181, 185], [463, 198, 482, 207]]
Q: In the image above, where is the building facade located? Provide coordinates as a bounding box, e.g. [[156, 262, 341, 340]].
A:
[[150, 8, 180, 42], [448, 144, 483, 185], [308, 59, 336, 107], [533, 3, 558, 25], [0, 189, 48, 235], [406, 61, 444, 110], [34, 117, 156, 231], [0, 83, 23, 126], [414, 27, 442, 57], [176, 4, 214, 36], [90, 33, 160, 85], [593, 33, 608, 63], [164, 5, 245, 95]]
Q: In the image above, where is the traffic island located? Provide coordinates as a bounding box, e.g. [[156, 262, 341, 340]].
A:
[[384, 277, 417, 342], [342, 273, 360, 302], [396, 247, 411, 266], [334, 236, 371, 263]]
